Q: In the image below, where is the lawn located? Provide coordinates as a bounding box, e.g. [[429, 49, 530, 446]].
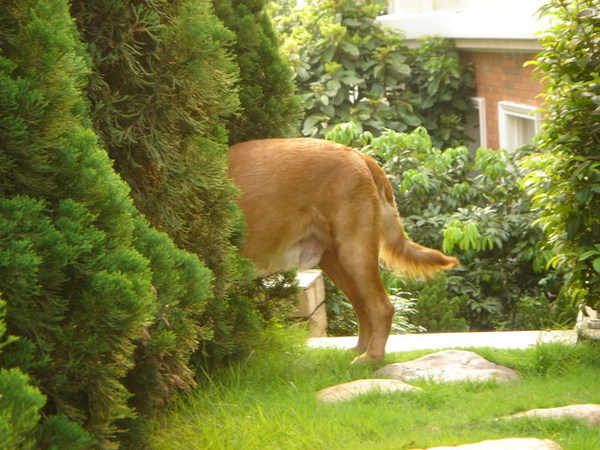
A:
[[146, 328, 600, 449]]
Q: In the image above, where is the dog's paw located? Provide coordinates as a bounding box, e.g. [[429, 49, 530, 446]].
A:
[[351, 353, 383, 365]]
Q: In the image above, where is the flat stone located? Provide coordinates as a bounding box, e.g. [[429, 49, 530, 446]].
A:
[[507, 404, 600, 426], [316, 378, 421, 403], [412, 437, 562, 449], [375, 350, 519, 383]]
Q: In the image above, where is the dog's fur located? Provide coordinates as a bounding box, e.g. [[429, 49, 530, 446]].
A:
[[229, 138, 458, 362]]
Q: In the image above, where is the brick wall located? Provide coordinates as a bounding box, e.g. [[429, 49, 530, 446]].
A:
[[459, 51, 543, 149]]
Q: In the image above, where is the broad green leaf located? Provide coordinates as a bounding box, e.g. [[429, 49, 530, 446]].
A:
[[340, 41, 359, 58], [341, 75, 363, 86], [326, 79, 341, 94], [578, 249, 600, 261]]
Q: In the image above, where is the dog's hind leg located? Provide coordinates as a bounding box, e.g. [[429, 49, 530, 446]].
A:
[[319, 249, 371, 354], [346, 258, 394, 363], [321, 243, 394, 362]]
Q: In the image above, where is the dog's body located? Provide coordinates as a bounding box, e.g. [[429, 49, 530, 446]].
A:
[[229, 138, 458, 362]]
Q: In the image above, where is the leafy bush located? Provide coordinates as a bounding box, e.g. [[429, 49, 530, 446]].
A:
[[520, 0, 600, 311], [325, 123, 574, 332], [406, 37, 474, 148], [270, 0, 474, 148], [406, 276, 469, 333]]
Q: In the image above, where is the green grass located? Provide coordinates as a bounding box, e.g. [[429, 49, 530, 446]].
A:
[[146, 329, 600, 449]]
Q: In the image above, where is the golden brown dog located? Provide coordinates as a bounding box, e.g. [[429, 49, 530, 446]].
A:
[[229, 138, 458, 362]]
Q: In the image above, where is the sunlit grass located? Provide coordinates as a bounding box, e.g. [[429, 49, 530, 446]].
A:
[[146, 329, 600, 450]]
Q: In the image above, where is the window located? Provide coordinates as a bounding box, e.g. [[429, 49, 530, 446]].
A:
[[466, 97, 487, 152], [498, 101, 542, 152]]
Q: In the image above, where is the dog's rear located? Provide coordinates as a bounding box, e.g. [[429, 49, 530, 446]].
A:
[[229, 138, 458, 361]]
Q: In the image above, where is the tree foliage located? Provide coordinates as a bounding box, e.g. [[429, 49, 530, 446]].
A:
[[521, 0, 600, 311], [213, 0, 303, 143], [270, 0, 474, 148]]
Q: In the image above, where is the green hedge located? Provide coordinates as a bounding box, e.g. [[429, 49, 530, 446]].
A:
[[0, 0, 213, 446]]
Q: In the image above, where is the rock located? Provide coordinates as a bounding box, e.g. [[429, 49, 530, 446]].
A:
[[412, 437, 562, 449], [507, 404, 600, 426], [316, 378, 421, 403], [375, 350, 519, 383]]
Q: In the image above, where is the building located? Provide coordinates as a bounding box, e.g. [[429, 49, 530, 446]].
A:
[[378, 0, 551, 151]]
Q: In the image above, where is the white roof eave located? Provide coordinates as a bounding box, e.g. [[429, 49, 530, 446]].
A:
[[377, 5, 551, 50]]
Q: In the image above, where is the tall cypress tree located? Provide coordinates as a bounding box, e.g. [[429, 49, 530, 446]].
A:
[[70, 0, 264, 363], [0, 0, 213, 445], [213, 0, 303, 143]]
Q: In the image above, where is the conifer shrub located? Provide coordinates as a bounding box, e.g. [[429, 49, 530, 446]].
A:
[[405, 277, 469, 333], [124, 216, 213, 414], [70, 0, 266, 365], [213, 0, 303, 143], [1, 0, 213, 445], [0, 366, 45, 449], [70, 0, 240, 280]]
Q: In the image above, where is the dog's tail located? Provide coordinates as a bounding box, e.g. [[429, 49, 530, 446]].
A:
[[359, 152, 459, 278]]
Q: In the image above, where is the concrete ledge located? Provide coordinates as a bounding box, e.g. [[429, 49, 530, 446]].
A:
[[308, 330, 578, 353], [294, 270, 327, 337]]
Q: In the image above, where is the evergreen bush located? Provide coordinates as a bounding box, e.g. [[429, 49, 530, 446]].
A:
[[1, 0, 213, 445], [213, 0, 303, 143], [70, 0, 240, 284], [407, 276, 469, 333], [124, 216, 213, 415], [70, 0, 265, 366]]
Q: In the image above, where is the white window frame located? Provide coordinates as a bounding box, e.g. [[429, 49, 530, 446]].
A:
[[498, 101, 543, 152], [470, 97, 487, 149]]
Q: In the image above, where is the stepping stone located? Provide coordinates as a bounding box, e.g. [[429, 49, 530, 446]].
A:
[[507, 404, 600, 426], [411, 438, 562, 449], [374, 350, 519, 383], [316, 378, 421, 403]]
